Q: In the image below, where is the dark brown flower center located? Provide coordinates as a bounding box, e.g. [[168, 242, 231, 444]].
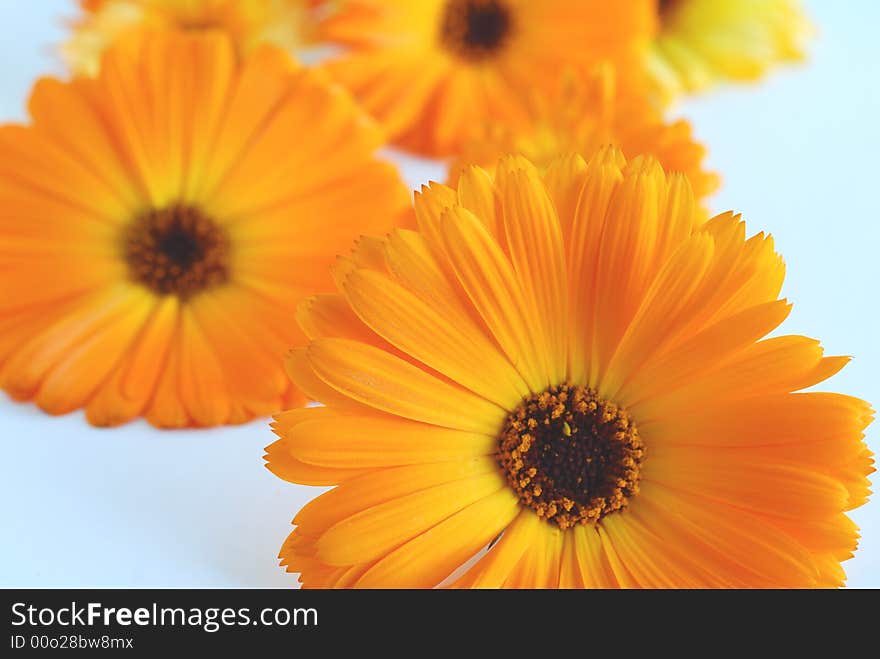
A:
[[124, 205, 229, 299], [497, 384, 644, 529], [658, 0, 678, 19], [441, 0, 512, 61]]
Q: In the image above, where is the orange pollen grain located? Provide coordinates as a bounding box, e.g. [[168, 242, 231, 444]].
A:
[[124, 205, 229, 299], [496, 384, 645, 529]]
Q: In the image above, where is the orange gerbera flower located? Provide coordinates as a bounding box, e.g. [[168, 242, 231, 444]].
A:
[[63, 0, 322, 76], [319, 0, 654, 157], [267, 150, 873, 588], [0, 32, 408, 428], [449, 69, 719, 205]]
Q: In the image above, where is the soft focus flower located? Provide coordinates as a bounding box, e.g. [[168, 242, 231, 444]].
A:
[[449, 68, 719, 206], [267, 150, 872, 588], [650, 0, 814, 102], [0, 32, 408, 427], [63, 0, 322, 76], [319, 0, 654, 157]]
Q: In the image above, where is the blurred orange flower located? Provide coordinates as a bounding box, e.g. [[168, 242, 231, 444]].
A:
[[0, 32, 409, 427], [63, 0, 322, 76], [650, 0, 814, 102], [449, 68, 719, 206], [319, 0, 655, 157]]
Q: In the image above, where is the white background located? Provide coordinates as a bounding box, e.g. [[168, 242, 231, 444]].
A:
[[1, 0, 878, 587]]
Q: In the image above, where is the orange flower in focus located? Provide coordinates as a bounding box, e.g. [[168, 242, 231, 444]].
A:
[[267, 151, 873, 588], [0, 32, 409, 427]]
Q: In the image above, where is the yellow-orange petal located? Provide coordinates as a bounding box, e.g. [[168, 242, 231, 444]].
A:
[[355, 488, 520, 588], [306, 337, 506, 434], [439, 205, 548, 391], [287, 414, 495, 469], [315, 470, 507, 566], [342, 268, 528, 408]]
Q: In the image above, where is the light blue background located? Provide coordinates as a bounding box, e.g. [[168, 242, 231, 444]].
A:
[[0, 0, 877, 587]]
